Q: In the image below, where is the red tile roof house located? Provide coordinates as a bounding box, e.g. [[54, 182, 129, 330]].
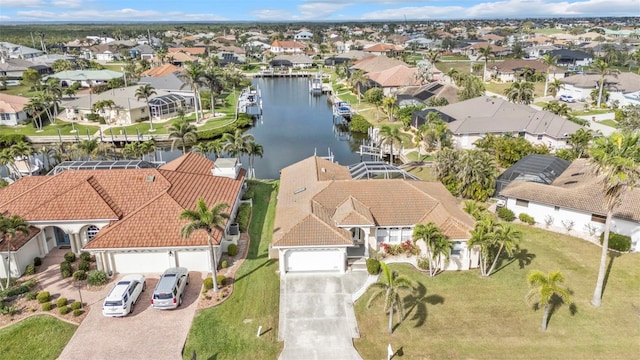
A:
[[0, 93, 30, 126], [270, 156, 478, 275], [270, 40, 307, 54], [0, 153, 245, 279]]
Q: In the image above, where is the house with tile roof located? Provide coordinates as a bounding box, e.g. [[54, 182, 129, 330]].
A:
[[270, 40, 307, 54], [365, 65, 421, 96], [0, 153, 245, 279], [412, 96, 583, 150], [489, 59, 563, 83], [271, 156, 478, 274], [500, 159, 640, 252], [559, 72, 640, 106], [0, 93, 30, 126]]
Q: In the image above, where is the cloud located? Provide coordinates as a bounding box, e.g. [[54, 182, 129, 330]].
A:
[[296, 2, 351, 20], [15, 8, 228, 21], [252, 9, 295, 20], [0, 0, 46, 7]]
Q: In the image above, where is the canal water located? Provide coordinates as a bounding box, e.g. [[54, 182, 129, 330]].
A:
[[161, 77, 368, 179]]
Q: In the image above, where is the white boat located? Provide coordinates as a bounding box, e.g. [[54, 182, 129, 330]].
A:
[[237, 86, 263, 117], [309, 73, 323, 94], [333, 101, 352, 120]]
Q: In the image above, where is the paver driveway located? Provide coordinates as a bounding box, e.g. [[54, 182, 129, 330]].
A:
[[278, 272, 367, 360], [58, 273, 203, 360]]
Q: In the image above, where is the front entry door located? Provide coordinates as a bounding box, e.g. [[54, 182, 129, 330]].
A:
[[54, 227, 70, 247]]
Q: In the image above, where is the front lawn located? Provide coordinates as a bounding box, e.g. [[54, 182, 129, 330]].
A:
[[0, 121, 99, 137], [0, 315, 77, 360], [183, 180, 282, 359], [355, 224, 640, 359]]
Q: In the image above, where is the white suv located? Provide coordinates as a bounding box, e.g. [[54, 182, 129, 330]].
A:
[[102, 274, 146, 317]]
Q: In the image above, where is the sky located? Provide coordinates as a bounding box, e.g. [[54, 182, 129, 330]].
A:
[[0, 0, 638, 23]]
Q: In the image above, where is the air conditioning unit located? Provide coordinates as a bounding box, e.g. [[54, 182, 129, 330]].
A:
[[227, 223, 240, 242]]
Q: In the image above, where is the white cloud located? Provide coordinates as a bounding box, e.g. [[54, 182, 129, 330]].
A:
[[296, 2, 351, 20], [15, 8, 228, 21], [0, 0, 46, 7], [252, 9, 295, 20]]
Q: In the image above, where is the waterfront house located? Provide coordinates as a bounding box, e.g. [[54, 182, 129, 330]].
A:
[[489, 59, 563, 82], [270, 40, 307, 54], [0, 93, 30, 126], [0, 153, 245, 278], [271, 156, 478, 274], [559, 72, 640, 106]]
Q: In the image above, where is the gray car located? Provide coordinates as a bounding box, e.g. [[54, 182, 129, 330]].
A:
[[151, 267, 189, 309]]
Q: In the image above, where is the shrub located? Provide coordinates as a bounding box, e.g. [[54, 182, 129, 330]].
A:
[[227, 244, 238, 257], [25, 292, 37, 301], [57, 297, 68, 308], [22, 279, 37, 289], [237, 203, 251, 232], [86, 270, 108, 286], [78, 260, 91, 272], [42, 302, 53, 311], [59, 306, 70, 315], [64, 252, 76, 262], [221, 260, 228, 269], [4, 284, 30, 297], [70, 301, 82, 310], [600, 232, 632, 252], [203, 277, 213, 291], [33, 257, 42, 266], [79, 252, 91, 262], [0, 304, 18, 316], [497, 207, 515, 221], [36, 291, 51, 304], [60, 262, 73, 278], [241, 187, 255, 200], [366, 258, 380, 275], [518, 213, 536, 225], [73, 309, 83, 317], [216, 275, 227, 287], [349, 114, 373, 133], [73, 270, 87, 281], [24, 263, 36, 275]]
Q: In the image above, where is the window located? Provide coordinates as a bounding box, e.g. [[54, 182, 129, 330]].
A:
[[401, 227, 412, 242], [86, 225, 100, 241], [376, 228, 388, 243], [591, 214, 606, 224], [389, 227, 401, 244], [516, 199, 529, 207], [537, 135, 543, 140], [0, 113, 10, 121], [451, 241, 465, 256], [554, 206, 560, 212]]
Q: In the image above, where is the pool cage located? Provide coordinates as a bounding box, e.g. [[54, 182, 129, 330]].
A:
[[48, 160, 162, 175], [348, 161, 419, 180], [149, 94, 191, 119]]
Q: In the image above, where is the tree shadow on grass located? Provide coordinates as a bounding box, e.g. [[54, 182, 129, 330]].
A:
[[400, 281, 445, 330], [492, 247, 536, 275], [602, 250, 621, 298], [234, 259, 275, 283], [540, 290, 577, 330]]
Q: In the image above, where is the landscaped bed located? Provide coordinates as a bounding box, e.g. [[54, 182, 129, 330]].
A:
[[354, 224, 640, 359]]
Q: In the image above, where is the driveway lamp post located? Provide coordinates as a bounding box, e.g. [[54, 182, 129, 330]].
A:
[[74, 281, 84, 309]]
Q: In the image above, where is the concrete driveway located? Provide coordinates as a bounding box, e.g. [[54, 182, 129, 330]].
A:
[[278, 272, 368, 360], [58, 272, 203, 360]]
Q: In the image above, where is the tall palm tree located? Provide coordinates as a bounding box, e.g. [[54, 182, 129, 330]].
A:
[[413, 223, 450, 277], [467, 215, 497, 277], [588, 133, 640, 307], [135, 84, 157, 131], [477, 45, 494, 81], [526, 270, 572, 331], [0, 214, 30, 289], [540, 53, 560, 97], [381, 96, 397, 122], [246, 141, 264, 179], [547, 78, 564, 99], [179, 199, 230, 292], [504, 81, 535, 104], [222, 129, 255, 157], [591, 58, 618, 108], [458, 74, 485, 100], [10, 141, 34, 175], [24, 95, 45, 130], [347, 70, 368, 103], [566, 128, 595, 159], [139, 140, 157, 162], [179, 61, 205, 123], [366, 262, 415, 334], [168, 119, 198, 154], [202, 60, 223, 117], [378, 125, 403, 164], [486, 223, 522, 275]]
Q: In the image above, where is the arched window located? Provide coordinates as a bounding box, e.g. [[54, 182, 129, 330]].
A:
[[86, 225, 100, 241]]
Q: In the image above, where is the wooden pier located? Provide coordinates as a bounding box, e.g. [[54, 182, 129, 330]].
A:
[[253, 71, 315, 78]]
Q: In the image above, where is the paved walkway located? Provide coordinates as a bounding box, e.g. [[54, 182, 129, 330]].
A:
[[278, 272, 367, 360]]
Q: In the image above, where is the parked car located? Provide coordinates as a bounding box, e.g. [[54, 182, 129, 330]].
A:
[[559, 94, 576, 103], [151, 267, 189, 310], [102, 274, 146, 317]]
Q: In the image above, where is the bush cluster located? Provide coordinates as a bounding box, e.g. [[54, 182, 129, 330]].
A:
[[216, 275, 227, 287], [59, 306, 70, 315], [237, 204, 251, 232], [349, 114, 373, 133], [64, 252, 76, 262], [366, 258, 381, 275], [25, 292, 37, 301], [70, 301, 82, 310], [518, 213, 536, 225], [600, 232, 632, 252], [79, 252, 92, 262], [86, 270, 108, 286], [241, 187, 255, 201], [73, 309, 83, 317], [60, 261, 73, 278], [73, 270, 87, 281], [220, 260, 228, 269], [203, 277, 213, 291], [78, 260, 91, 272], [24, 263, 36, 275], [33, 257, 42, 266], [227, 244, 238, 257], [42, 302, 53, 311], [497, 207, 516, 221], [57, 298, 68, 308], [36, 291, 51, 304], [0, 304, 18, 315]]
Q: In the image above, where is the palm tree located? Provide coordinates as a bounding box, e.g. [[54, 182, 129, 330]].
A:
[[477, 45, 494, 81], [246, 141, 264, 179], [413, 223, 450, 277], [381, 96, 397, 121], [43, 80, 63, 123], [24, 96, 45, 130], [73, 139, 100, 160], [10, 141, 34, 175], [366, 262, 415, 334], [458, 74, 485, 101], [180, 199, 230, 292], [566, 128, 595, 159], [591, 58, 618, 108], [467, 215, 497, 277], [0, 148, 19, 178], [347, 70, 368, 103], [179, 62, 205, 122], [463, 200, 488, 220], [526, 270, 572, 331], [423, 116, 452, 151], [0, 214, 30, 289], [588, 133, 640, 307], [202, 60, 223, 117], [504, 81, 535, 104], [222, 129, 255, 157], [135, 84, 157, 131], [547, 78, 564, 99], [378, 125, 403, 164], [168, 119, 198, 154], [446, 68, 461, 86], [486, 223, 522, 275], [139, 140, 157, 162], [540, 53, 560, 97]]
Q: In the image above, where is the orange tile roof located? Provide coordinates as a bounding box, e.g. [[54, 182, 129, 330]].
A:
[[366, 65, 420, 87], [351, 55, 408, 74], [0, 153, 244, 250], [168, 47, 206, 55], [271, 40, 306, 49], [0, 93, 30, 113], [141, 63, 181, 77], [1, 226, 41, 251]]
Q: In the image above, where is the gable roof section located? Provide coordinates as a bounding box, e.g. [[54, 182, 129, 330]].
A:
[[351, 55, 407, 73], [141, 63, 181, 77], [1, 226, 41, 252], [159, 152, 215, 175], [491, 59, 555, 73], [561, 72, 640, 93], [0, 93, 30, 113], [366, 65, 419, 87], [332, 196, 375, 226], [271, 40, 306, 49]]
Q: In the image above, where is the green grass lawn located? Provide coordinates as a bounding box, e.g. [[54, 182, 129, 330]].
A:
[[0, 85, 40, 97], [404, 164, 437, 181], [0, 121, 100, 137], [354, 224, 640, 359], [597, 119, 618, 128], [0, 315, 77, 360], [572, 109, 614, 116], [183, 180, 282, 359]]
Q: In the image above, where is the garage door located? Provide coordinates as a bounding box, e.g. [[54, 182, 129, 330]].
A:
[[285, 249, 344, 273], [112, 252, 171, 274], [176, 250, 210, 272]]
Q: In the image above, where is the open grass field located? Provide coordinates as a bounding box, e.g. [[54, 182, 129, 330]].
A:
[[0, 315, 77, 360], [354, 224, 640, 359], [182, 180, 282, 360]]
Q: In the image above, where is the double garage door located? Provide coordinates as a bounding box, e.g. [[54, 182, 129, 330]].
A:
[[111, 250, 209, 274], [284, 249, 345, 273]]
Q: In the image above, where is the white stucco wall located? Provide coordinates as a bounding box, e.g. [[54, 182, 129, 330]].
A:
[[505, 197, 640, 252]]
